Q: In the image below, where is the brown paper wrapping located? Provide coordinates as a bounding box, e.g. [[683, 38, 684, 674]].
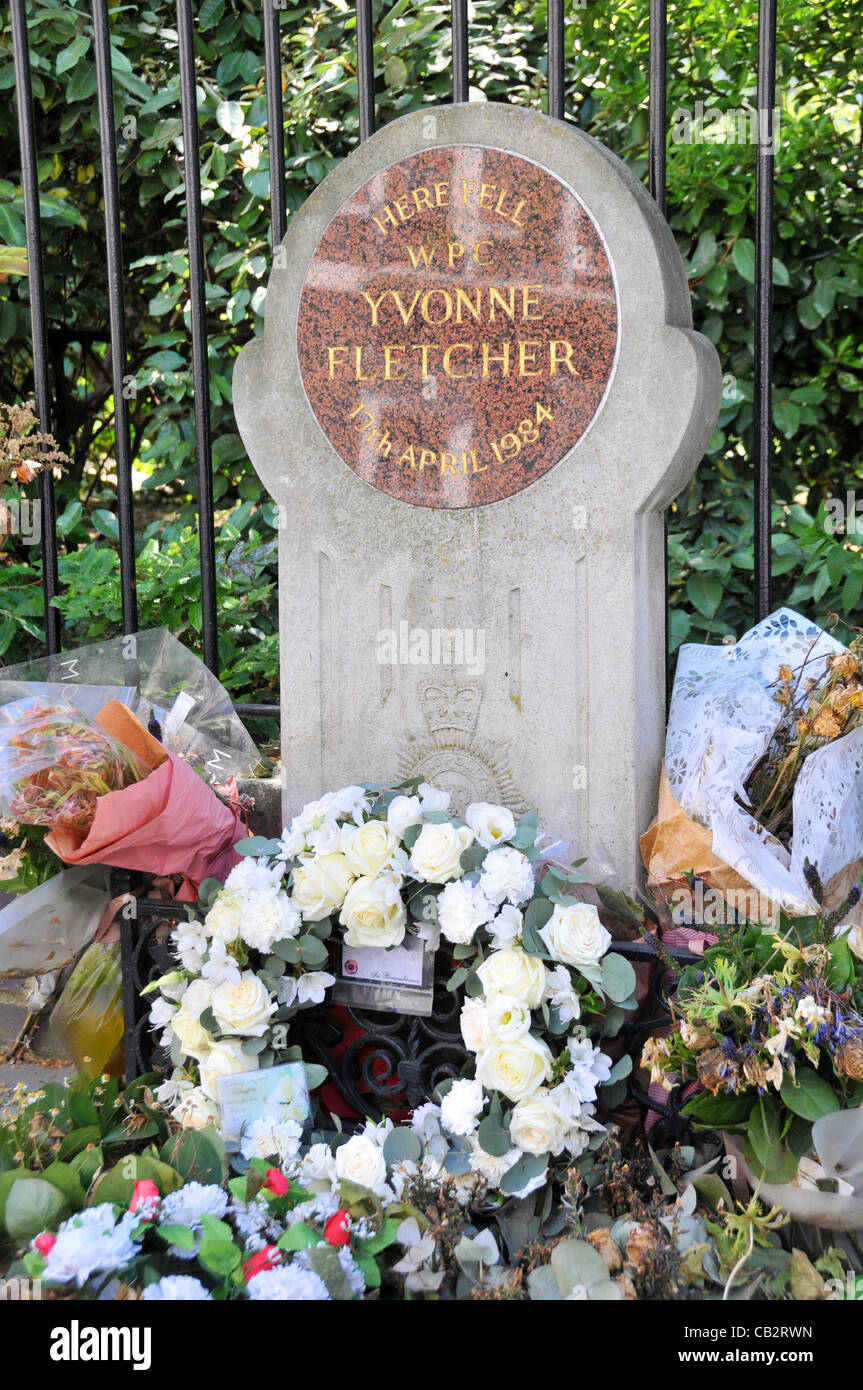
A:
[[641, 762, 863, 926]]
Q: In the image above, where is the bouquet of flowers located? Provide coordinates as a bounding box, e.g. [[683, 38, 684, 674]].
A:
[[149, 780, 639, 1195], [644, 902, 863, 1186], [642, 608, 863, 918], [0, 697, 144, 831]]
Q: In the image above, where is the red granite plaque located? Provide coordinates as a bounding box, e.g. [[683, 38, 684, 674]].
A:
[[296, 146, 618, 508]]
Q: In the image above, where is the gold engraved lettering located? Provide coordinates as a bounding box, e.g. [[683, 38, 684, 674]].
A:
[[443, 343, 473, 378], [482, 342, 511, 377]]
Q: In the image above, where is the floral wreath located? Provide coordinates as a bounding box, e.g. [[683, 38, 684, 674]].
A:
[[148, 780, 638, 1200]]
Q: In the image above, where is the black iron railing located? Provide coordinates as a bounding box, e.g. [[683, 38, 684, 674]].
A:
[[7, 0, 778, 701]]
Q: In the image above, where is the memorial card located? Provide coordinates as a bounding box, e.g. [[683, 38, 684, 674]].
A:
[[333, 934, 434, 1016], [216, 1061, 311, 1150]]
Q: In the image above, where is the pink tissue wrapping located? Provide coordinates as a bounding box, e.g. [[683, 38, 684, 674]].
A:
[[45, 750, 247, 895]]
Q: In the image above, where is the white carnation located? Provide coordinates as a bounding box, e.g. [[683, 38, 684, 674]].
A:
[[225, 858, 283, 893], [246, 1265, 330, 1301], [141, 1275, 212, 1301], [479, 847, 535, 906], [238, 887, 301, 953], [437, 878, 495, 945], [440, 1077, 486, 1137]]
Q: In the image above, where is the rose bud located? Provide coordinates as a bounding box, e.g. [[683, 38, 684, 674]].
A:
[[323, 1210, 351, 1247], [33, 1231, 56, 1256], [264, 1168, 290, 1196], [243, 1245, 281, 1282], [128, 1178, 160, 1219]]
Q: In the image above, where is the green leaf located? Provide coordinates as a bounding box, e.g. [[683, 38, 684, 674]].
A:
[[599, 953, 637, 1003], [551, 1237, 610, 1294], [278, 1221, 321, 1251], [40, 1161, 86, 1212], [682, 1090, 753, 1127], [198, 1236, 241, 1279], [477, 1115, 512, 1158], [216, 100, 245, 138], [298, 934, 329, 967], [747, 1095, 785, 1174], [156, 1223, 196, 1250], [732, 237, 756, 283], [303, 1062, 327, 1090], [382, 1128, 423, 1166], [5, 1178, 70, 1242], [780, 1067, 840, 1122], [0, 1169, 37, 1231], [56, 1124, 101, 1162], [57, 35, 90, 74], [499, 1151, 548, 1195], [306, 1242, 355, 1299], [160, 1126, 227, 1186]]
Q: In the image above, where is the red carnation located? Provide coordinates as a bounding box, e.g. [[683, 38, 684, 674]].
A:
[[128, 1178, 160, 1218], [33, 1231, 56, 1256], [243, 1245, 281, 1282], [323, 1210, 351, 1247], [264, 1168, 290, 1196]]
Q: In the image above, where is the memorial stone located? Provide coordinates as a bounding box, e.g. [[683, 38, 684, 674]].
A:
[[234, 104, 721, 885]]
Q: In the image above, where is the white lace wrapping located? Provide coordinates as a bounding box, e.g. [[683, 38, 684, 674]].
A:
[[666, 607, 862, 915]]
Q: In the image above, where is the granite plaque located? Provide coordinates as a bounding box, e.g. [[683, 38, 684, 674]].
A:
[[296, 146, 618, 507]]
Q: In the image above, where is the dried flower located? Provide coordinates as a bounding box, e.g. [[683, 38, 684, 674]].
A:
[[834, 1039, 863, 1081]]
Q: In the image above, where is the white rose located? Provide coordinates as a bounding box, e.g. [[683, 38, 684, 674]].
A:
[[172, 1087, 220, 1131], [334, 1134, 387, 1191], [171, 1004, 213, 1062], [199, 1039, 259, 1101], [437, 878, 494, 945], [440, 1077, 486, 1137], [238, 888, 301, 953], [210, 971, 275, 1037], [476, 947, 545, 1009], [300, 1142, 338, 1194], [409, 822, 474, 884], [465, 802, 516, 849], [475, 1033, 553, 1103], [487, 992, 532, 1042], [291, 852, 355, 921], [460, 997, 492, 1054], [479, 847, 535, 906], [509, 1092, 569, 1156], [386, 794, 422, 838], [539, 902, 611, 970], [340, 819, 399, 876], [306, 816, 343, 856], [339, 872, 406, 949], [204, 889, 243, 944]]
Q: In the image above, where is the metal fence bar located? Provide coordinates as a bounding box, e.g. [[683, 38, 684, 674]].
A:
[[356, 0, 375, 143], [176, 0, 219, 675], [753, 0, 777, 622], [648, 0, 667, 215], [547, 0, 564, 121], [263, 0, 287, 248], [10, 0, 61, 658], [92, 0, 138, 640], [451, 0, 469, 104]]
